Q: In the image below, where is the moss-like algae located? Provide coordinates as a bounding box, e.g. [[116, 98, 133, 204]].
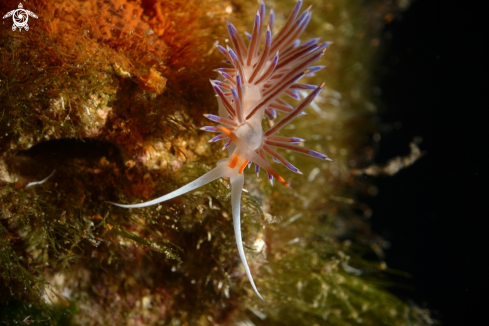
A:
[[1, 0, 433, 325]]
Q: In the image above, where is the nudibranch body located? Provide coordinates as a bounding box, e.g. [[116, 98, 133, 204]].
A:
[[109, 0, 331, 301]]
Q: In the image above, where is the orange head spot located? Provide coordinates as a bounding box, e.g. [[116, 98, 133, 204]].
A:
[[228, 155, 239, 169], [238, 161, 249, 174]]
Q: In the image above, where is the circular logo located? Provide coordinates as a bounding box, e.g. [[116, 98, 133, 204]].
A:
[[3, 3, 38, 32]]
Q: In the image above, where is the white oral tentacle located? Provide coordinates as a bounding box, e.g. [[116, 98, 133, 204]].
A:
[[230, 172, 265, 301], [107, 162, 231, 208]]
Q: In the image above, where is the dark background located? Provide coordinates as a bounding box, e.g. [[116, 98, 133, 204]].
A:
[[370, 0, 485, 324]]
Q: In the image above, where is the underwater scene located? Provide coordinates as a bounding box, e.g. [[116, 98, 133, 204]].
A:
[[0, 0, 446, 325]]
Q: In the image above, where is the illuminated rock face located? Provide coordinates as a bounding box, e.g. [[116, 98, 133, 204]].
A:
[[0, 0, 432, 325]]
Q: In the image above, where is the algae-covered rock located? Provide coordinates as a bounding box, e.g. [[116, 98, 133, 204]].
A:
[[1, 0, 432, 325]]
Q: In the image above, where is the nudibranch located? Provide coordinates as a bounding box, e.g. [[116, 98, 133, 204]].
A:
[[108, 0, 331, 301]]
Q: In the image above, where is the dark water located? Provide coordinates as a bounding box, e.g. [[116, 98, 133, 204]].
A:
[[370, 0, 485, 324]]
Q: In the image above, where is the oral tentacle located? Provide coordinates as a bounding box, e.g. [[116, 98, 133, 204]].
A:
[[107, 163, 231, 209], [230, 173, 265, 301]]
